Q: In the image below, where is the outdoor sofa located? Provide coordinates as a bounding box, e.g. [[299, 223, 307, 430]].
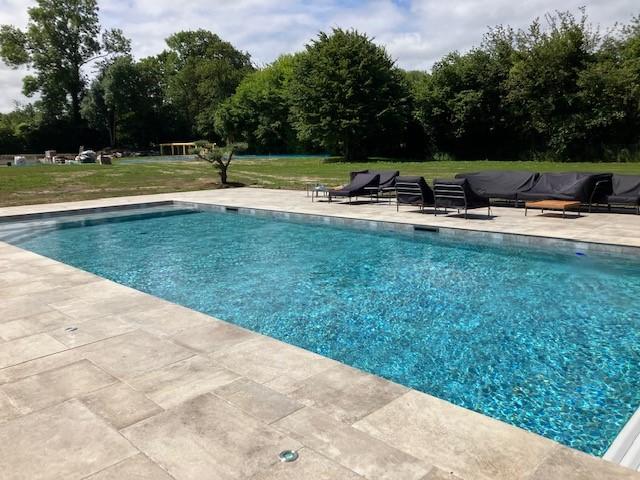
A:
[[606, 174, 640, 214], [433, 178, 491, 218], [454, 171, 539, 204], [328, 173, 380, 203], [517, 173, 612, 211], [395, 176, 434, 212]]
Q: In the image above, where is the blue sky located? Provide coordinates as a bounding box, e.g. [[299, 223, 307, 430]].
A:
[[0, 0, 638, 112]]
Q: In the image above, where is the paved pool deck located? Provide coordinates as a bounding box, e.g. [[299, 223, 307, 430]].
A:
[[0, 187, 639, 480]]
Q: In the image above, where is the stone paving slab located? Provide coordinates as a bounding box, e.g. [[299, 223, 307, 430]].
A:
[[0, 309, 74, 341], [80, 382, 163, 430], [84, 454, 175, 480], [273, 406, 432, 480], [0, 400, 137, 480], [128, 355, 239, 409], [83, 330, 195, 380], [1, 359, 116, 414], [0, 333, 67, 369], [529, 447, 640, 479], [289, 363, 408, 423], [121, 393, 301, 480], [214, 378, 303, 424], [0, 190, 639, 479], [353, 390, 556, 480]]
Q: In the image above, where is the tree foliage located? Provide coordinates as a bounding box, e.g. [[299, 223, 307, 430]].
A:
[[215, 55, 300, 152], [163, 30, 253, 139], [0, 0, 130, 128], [0, 4, 639, 162], [289, 29, 409, 161], [82, 56, 169, 148]]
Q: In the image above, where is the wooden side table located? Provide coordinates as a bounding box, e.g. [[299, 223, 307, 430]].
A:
[[524, 200, 582, 218]]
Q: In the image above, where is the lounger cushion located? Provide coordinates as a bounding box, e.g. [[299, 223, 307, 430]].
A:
[[329, 173, 380, 197], [455, 171, 538, 200], [349, 170, 399, 189], [518, 173, 611, 202], [607, 175, 640, 205], [371, 170, 399, 189]]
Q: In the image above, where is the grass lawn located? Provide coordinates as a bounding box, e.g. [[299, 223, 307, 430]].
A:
[[1, 156, 640, 207]]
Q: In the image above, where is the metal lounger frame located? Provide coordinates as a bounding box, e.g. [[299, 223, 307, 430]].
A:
[[433, 183, 491, 219], [395, 181, 427, 212]]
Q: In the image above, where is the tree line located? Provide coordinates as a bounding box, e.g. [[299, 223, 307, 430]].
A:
[[0, 1, 638, 162]]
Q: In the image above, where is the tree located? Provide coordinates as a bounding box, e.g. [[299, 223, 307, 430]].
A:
[[82, 55, 170, 148], [576, 15, 640, 159], [411, 32, 516, 159], [163, 30, 253, 139], [194, 141, 247, 184], [0, 0, 130, 134], [215, 54, 300, 152], [290, 28, 409, 161], [505, 10, 601, 159]]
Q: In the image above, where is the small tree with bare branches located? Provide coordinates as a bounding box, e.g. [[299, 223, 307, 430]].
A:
[[194, 141, 247, 185]]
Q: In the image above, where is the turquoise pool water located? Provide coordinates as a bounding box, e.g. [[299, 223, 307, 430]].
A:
[[4, 208, 640, 455]]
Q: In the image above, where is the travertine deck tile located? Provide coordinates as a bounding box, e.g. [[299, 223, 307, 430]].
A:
[[422, 467, 463, 479], [0, 390, 19, 423], [117, 303, 211, 336], [528, 446, 638, 479], [290, 363, 408, 424], [122, 393, 301, 480], [0, 309, 74, 341], [211, 336, 339, 385], [1, 359, 117, 414], [2, 295, 57, 322], [0, 279, 60, 299], [0, 347, 87, 384], [171, 319, 257, 353], [248, 447, 365, 479], [50, 293, 161, 321], [0, 333, 67, 369], [83, 330, 195, 380], [273, 406, 430, 480], [81, 382, 163, 430], [49, 315, 137, 347], [84, 454, 175, 479], [67, 279, 141, 301], [128, 355, 238, 408], [214, 378, 303, 424], [0, 400, 137, 480], [353, 390, 555, 480]]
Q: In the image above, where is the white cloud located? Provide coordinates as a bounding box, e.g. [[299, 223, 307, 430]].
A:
[[0, 0, 638, 112]]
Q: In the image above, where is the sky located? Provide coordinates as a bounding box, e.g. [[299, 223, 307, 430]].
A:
[[0, 0, 637, 112]]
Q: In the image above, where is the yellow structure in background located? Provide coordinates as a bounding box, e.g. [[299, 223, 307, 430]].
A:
[[159, 142, 196, 155]]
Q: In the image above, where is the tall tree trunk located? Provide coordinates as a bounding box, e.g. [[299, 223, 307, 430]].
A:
[[71, 91, 81, 125], [344, 133, 352, 162], [69, 63, 83, 147]]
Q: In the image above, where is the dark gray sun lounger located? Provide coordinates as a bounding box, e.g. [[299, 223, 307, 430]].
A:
[[395, 176, 434, 212], [350, 170, 399, 191], [329, 173, 380, 203], [455, 171, 539, 203], [607, 175, 640, 214], [433, 178, 491, 218]]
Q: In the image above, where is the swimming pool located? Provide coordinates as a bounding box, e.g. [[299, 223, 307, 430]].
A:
[[3, 206, 639, 455]]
